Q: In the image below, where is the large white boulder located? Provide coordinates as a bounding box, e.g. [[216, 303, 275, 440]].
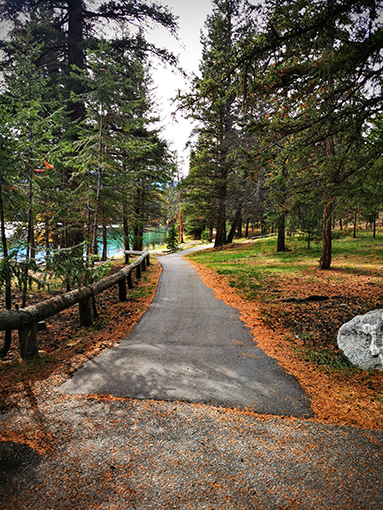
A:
[[337, 310, 383, 370]]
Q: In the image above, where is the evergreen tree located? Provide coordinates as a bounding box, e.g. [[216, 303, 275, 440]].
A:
[[241, 0, 383, 267], [179, 0, 256, 247], [0, 23, 65, 305], [166, 223, 179, 252], [0, 0, 178, 246]]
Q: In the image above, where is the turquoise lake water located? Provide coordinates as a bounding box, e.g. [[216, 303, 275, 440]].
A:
[[100, 229, 167, 258], [3, 225, 167, 259]]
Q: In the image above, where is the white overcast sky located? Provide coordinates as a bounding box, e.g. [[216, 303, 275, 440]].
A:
[[148, 0, 215, 176]]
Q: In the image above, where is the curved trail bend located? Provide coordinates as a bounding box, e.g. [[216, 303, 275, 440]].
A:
[[61, 246, 312, 417]]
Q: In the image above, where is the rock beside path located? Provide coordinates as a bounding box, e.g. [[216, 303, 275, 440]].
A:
[[337, 309, 383, 370]]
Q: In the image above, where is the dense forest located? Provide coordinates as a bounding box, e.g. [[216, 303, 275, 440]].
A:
[[1, 0, 383, 313], [180, 0, 383, 268]]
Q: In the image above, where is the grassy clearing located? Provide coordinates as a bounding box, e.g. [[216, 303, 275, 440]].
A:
[[188, 249, 383, 427], [188, 233, 383, 427], [189, 231, 383, 302], [289, 344, 356, 373]]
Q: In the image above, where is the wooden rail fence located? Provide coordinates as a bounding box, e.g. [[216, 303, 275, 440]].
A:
[[0, 251, 150, 360]]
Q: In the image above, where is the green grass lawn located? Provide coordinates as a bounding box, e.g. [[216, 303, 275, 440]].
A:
[[188, 231, 383, 302]]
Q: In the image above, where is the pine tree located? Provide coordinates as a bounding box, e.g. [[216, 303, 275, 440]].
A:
[[0, 0, 178, 246], [241, 0, 383, 268], [179, 0, 256, 247], [166, 224, 179, 252]]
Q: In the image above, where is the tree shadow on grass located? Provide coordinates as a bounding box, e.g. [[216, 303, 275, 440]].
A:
[[329, 265, 383, 278]]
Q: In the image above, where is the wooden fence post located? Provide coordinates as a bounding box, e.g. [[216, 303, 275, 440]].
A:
[[79, 296, 93, 327], [136, 263, 142, 280], [127, 271, 134, 289], [18, 322, 38, 360], [118, 279, 127, 302]]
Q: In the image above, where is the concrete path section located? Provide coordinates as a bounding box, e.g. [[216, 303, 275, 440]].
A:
[[60, 247, 312, 418], [1, 397, 382, 510]]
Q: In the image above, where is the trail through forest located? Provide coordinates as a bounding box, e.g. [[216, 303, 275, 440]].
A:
[[1, 246, 383, 508], [60, 246, 312, 417]]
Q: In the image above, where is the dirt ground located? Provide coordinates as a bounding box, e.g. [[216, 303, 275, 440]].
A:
[[1, 251, 383, 432]]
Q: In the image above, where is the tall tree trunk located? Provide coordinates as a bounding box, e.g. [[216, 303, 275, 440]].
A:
[[276, 213, 286, 252], [373, 215, 376, 238], [214, 172, 228, 247], [27, 166, 33, 260], [30, 227, 35, 262], [133, 189, 143, 251], [177, 170, 183, 244], [227, 218, 237, 244], [66, 0, 86, 247], [102, 225, 107, 261], [236, 214, 242, 238], [0, 185, 12, 356], [319, 200, 335, 270], [22, 166, 34, 307], [123, 202, 130, 264], [45, 211, 50, 264], [319, 65, 336, 270], [245, 220, 249, 238], [86, 200, 92, 260], [277, 162, 288, 252], [227, 205, 242, 244], [353, 210, 357, 238], [92, 113, 103, 256], [67, 0, 86, 124], [133, 226, 143, 251]]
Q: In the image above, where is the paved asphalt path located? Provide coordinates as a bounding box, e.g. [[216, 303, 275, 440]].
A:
[[61, 246, 312, 417], [2, 247, 383, 509]]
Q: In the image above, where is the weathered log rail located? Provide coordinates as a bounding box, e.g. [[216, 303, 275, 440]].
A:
[[250, 233, 276, 240], [0, 251, 150, 360]]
